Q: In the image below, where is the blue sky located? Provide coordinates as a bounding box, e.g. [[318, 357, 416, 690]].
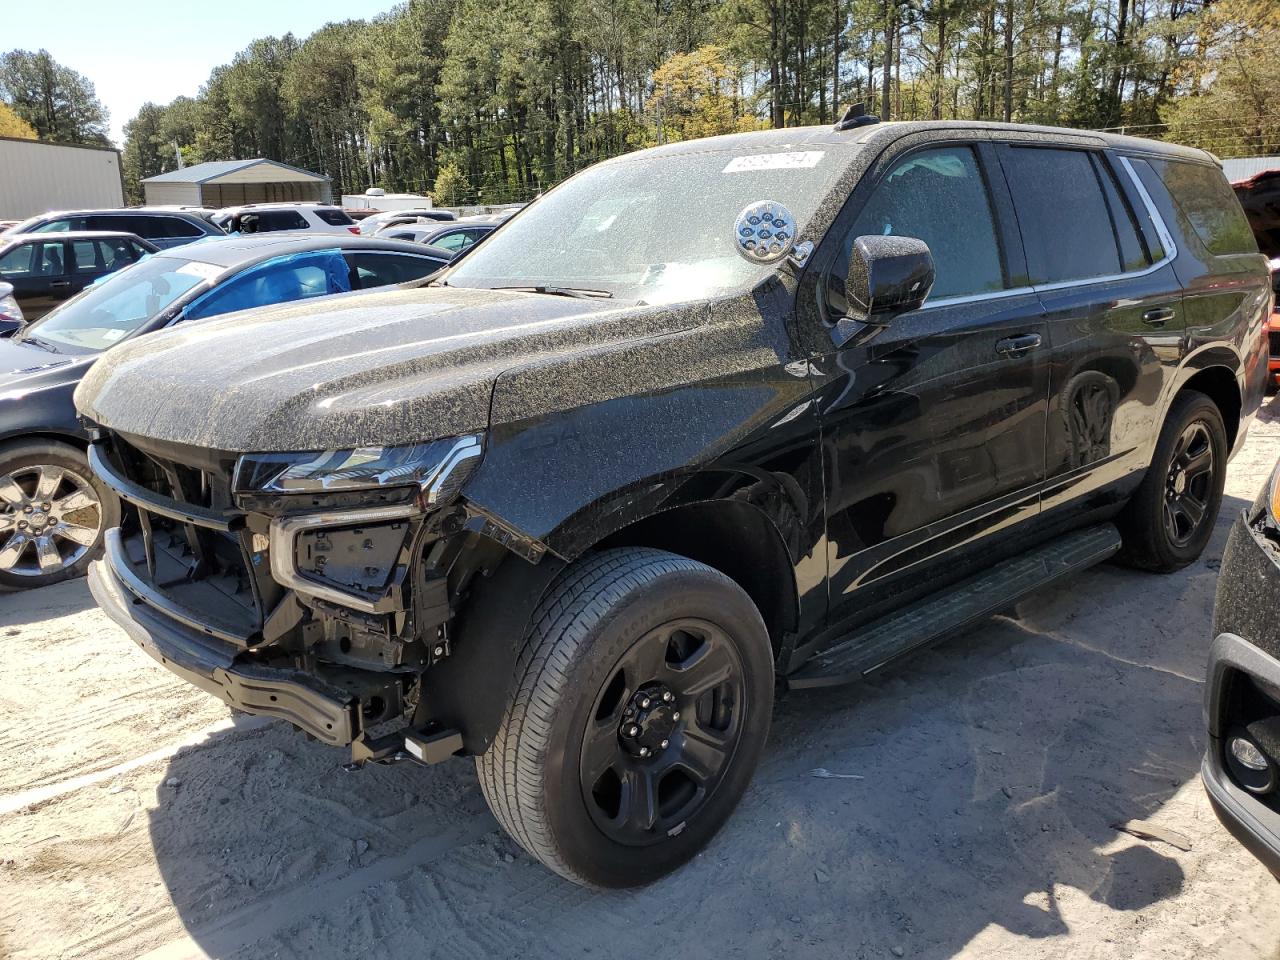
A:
[[5, 0, 402, 147]]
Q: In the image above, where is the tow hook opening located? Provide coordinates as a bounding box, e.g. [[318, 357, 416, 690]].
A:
[[345, 724, 464, 770]]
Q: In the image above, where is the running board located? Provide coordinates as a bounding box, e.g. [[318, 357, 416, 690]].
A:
[[788, 523, 1122, 690]]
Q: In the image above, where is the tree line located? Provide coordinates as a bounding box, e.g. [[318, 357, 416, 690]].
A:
[[2, 0, 1277, 207]]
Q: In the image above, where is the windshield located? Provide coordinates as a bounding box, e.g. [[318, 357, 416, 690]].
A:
[[19, 255, 215, 353], [446, 146, 850, 304]]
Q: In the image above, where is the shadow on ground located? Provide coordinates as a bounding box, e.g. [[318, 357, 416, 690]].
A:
[[142, 496, 1248, 960]]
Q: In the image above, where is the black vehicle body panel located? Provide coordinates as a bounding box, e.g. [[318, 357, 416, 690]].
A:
[[1205, 480, 1280, 878], [74, 121, 1270, 759]]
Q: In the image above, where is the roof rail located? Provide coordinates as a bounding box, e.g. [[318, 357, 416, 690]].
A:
[[834, 102, 881, 132]]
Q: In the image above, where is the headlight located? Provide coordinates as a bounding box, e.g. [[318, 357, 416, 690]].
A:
[[233, 434, 483, 506]]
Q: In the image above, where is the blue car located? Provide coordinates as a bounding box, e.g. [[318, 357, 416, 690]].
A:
[[0, 234, 451, 590]]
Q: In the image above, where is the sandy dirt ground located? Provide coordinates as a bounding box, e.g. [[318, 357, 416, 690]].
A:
[[5, 403, 1280, 960]]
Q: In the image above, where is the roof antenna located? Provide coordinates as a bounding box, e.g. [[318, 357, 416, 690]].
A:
[[834, 102, 881, 132]]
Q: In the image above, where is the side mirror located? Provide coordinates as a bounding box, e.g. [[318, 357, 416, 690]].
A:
[[844, 235, 935, 323]]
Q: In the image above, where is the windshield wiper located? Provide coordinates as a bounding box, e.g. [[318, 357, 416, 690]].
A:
[[17, 334, 58, 353], [493, 285, 613, 300]]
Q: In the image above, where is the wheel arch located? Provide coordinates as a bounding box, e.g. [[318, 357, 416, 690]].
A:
[[1177, 364, 1242, 449]]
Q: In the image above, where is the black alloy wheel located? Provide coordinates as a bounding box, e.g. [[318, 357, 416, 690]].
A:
[[476, 548, 774, 887], [1162, 421, 1215, 548]]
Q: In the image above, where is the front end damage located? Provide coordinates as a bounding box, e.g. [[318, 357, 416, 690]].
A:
[[85, 426, 536, 767]]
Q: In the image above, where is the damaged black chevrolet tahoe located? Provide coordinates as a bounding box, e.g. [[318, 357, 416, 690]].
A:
[[75, 117, 1270, 887]]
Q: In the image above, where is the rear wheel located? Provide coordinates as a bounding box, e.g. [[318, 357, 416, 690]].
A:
[[1118, 390, 1227, 572], [476, 548, 773, 887], [0, 440, 118, 591]]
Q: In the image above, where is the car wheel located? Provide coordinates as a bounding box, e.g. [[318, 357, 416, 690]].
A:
[[1117, 389, 1227, 573], [0, 440, 119, 591], [476, 547, 774, 887]]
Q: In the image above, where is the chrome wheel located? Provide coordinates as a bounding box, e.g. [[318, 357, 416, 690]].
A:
[[579, 618, 747, 847], [0, 465, 102, 578], [1163, 421, 1214, 548]]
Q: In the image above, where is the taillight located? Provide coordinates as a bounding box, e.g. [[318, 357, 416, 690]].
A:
[[348, 226, 360, 234]]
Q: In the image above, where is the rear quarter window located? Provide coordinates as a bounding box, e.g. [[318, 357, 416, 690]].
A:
[[316, 209, 355, 226], [1144, 158, 1257, 256]]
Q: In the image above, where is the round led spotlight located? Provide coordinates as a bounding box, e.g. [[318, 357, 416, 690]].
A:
[[1227, 729, 1277, 794], [734, 201, 797, 264]]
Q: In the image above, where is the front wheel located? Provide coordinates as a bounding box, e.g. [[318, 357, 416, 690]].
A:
[[476, 548, 774, 887], [1117, 389, 1227, 572], [0, 439, 119, 591]]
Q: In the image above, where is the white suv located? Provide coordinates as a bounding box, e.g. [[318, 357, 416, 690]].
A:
[[213, 204, 358, 236]]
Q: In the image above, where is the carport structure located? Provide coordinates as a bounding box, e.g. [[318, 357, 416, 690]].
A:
[[141, 159, 332, 207]]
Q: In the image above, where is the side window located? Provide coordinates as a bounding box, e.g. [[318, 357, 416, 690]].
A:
[[72, 239, 103, 273], [345, 252, 446, 288], [831, 145, 1006, 303], [159, 217, 204, 239], [0, 244, 36, 276], [1145, 158, 1257, 256], [129, 239, 152, 259], [1003, 147, 1133, 284], [432, 231, 471, 253], [255, 211, 309, 232], [32, 219, 73, 233], [118, 216, 164, 240], [315, 209, 355, 226], [185, 250, 352, 321], [1095, 159, 1153, 272]]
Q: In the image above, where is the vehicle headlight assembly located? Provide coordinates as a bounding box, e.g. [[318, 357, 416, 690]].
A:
[[233, 434, 483, 507]]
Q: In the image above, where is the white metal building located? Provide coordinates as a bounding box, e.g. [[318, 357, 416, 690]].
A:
[[141, 159, 332, 207], [1221, 156, 1280, 183], [0, 136, 124, 219]]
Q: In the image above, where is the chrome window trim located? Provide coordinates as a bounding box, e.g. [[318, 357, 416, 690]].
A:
[[920, 152, 1179, 311]]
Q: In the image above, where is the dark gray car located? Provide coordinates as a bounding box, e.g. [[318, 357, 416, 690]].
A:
[[0, 234, 450, 591], [3, 209, 224, 250], [0, 231, 157, 322]]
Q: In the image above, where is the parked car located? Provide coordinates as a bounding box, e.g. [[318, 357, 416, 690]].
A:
[[212, 204, 359, 236], [358, 208, 457, 235], [0, 231, 157, 322], [0, 234, 449, 591], [1234, 171, 1280, 389], [76, 119, 1269, 887], [2, 209, 223, 250], [1205, 459, 1280, 878], [382, 219, 496, 254]]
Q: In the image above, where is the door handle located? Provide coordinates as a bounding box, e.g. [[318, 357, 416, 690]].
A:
[[1143, 307, 1176, 327], [48, 281, 71, 289], [995, 333, 1042, 358]]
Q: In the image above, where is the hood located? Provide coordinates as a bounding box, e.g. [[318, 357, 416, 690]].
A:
[[0, 338, 92, 397], [74, 285, 699, 452]]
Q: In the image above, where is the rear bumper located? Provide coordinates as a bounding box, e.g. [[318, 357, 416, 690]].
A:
[[88, 537, 359, 747]]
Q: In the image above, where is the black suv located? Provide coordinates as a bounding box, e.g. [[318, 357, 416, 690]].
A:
[[4, 209, 223, 250], [75, 120, 1270, 887]]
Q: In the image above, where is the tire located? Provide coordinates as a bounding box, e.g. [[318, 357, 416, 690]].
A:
[[476, 547, 774, 887], [0, 439, 119, 591], [1117, 389, 1227, 572]]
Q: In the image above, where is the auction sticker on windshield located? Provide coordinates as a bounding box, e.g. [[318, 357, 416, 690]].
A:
[[723, 151, 824, 173], [175, 261, 222, 282]]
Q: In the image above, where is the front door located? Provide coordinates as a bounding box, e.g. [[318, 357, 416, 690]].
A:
[[800, 140, 1051, 650], [1, 240, 73, 320]]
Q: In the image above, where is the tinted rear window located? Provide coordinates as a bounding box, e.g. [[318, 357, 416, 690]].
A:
[[316, 209, 355, 226], [1003, 147, 1129, 284], [1145, 158, 1257, 256], [255, 210, 309, 231]]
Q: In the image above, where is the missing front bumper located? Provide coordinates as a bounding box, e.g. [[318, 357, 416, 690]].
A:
[[88, 547, 360, 747]]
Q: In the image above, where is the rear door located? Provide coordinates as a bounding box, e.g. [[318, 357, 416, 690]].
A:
[[69, 237, 142, 294], [997, 143, 1184, 516]]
